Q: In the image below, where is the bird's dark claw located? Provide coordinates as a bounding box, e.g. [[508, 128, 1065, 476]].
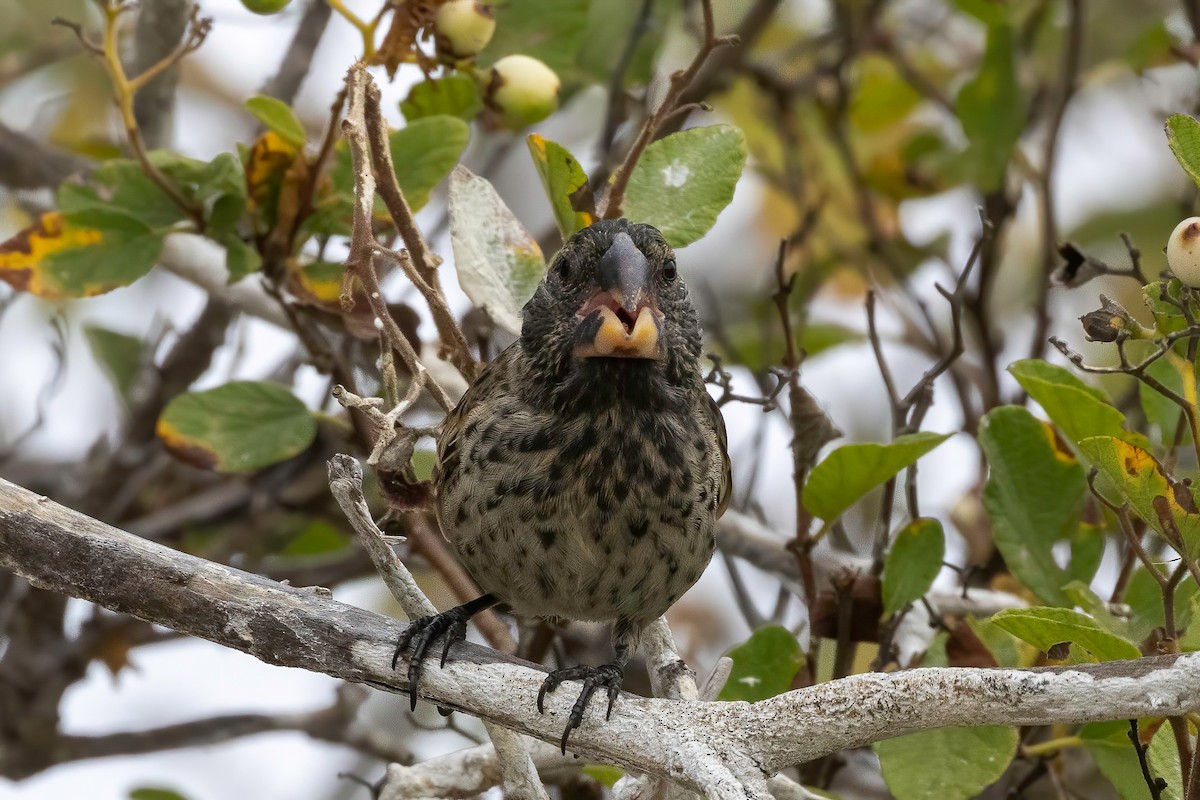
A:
[[537, 663, 624, 753], [392, 609, 470, 711]]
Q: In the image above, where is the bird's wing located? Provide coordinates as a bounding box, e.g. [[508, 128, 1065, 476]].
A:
[[703, 391, 733, 518], [434, 343, 517, 485]]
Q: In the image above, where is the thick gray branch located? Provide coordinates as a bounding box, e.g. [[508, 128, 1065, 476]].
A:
[[2, 477, 1198, 798]]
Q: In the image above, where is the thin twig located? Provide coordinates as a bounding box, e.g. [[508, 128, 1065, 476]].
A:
[[361, 72, 478, 382], [601, 0, 738, 218], [1129, 719, 1168, 800], [1028, 0, 1084, 361], [341, 64, 453, 413]]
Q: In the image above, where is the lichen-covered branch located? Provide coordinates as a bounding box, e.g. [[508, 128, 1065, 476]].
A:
[[3, 477, 1197, 796]]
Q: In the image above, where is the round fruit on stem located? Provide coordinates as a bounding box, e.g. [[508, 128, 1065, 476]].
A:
[[241, 0, 292, 14], [484, 55, 560, 129], [434, 0, 496, 59], [1168, 216, 1200, 287]]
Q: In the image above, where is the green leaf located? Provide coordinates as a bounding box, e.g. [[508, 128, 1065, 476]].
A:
[[1144, 278, 1189, 335], [157, 381, 317, 474], [850, 55, 922, 132], [621, 125, 746, 248], [448, 165, 546, 335], [244, 95, 306, 149], [978, 407, 1083, 606], [955, 23, 1023, 192], [881, 518, 945, 615], [282, 519, 351, 556], [717, 625, 804, 703], [527, 134, 594, 239], [1009, 359, 1129, 445], [951, 0, 1010, 26], [1080, 435, 1200, 560], [332, 116, 470, 214], [1126, 567, 1199, 642], [1083, 720, 1183, 800], [582, 765, 624, 788], [60, 159, 186, 230], [967, 615, 1022, 668], [412, 450, 436, 482], [401, 73, 483, 121], [217, 232, 262, 282], [480, 0, 589, 78], [801, 323, 863, 356], [1063, 581, 1135, 640], [876, 726, 1018, 800], [130, 789, 190, 800], [1166, 113, 1200, 188], [84, 325, 147, 402], [1126, 21, 1177, 74], [0, 211, 164, 299], [386, 115, 471, 211], [991, 607, 1141, 662], [802, 431, 951, 521], [576, 0, 667, 86]]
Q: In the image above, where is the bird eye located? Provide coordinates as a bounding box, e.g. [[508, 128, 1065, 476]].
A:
[[662, 258, 677, 283], [554, 256, 569, 280]]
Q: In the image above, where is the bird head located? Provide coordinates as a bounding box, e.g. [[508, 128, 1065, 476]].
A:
[[519, 219, 703, 408]]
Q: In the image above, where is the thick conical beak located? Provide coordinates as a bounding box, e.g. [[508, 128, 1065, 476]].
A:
[[573, 233, 662, 360], [596, 232, 649, 314]]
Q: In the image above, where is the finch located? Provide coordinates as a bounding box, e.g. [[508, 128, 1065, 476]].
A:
[[395, 218, 731, 751]]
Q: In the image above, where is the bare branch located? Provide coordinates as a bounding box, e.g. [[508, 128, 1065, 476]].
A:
[[342, 64, 453, 413]]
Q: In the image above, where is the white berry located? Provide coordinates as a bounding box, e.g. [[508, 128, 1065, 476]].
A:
[[485, 55, 560, 129], [434, 0, 496, 59], [1168, 216, 1200, 287]]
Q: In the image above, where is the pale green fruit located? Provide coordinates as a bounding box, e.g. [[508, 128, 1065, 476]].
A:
[[485, 55, 560, 129], [241, 0, 292, 14], [1168, 216, 1200, 287], [434, 0, 496, 59]]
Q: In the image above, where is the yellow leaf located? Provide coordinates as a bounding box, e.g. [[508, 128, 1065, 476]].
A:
[[0, 212, 103, 298]]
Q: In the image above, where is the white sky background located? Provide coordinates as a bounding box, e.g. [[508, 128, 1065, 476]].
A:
[[1, 0, 1199, 798]]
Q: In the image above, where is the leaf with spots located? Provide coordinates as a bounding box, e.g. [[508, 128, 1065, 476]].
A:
[[802, 431, 951, 522], [157, 381, 317, 474], [0, 211, 164, 298], [620, 125, 746, 248], [717, 625, 804, 703], [1080, 435, 1200, 561], [448, 165, 546, 335], [876, 726, 1018, 800], [245, 131, 300, 233], [527, 134, 594, 240]]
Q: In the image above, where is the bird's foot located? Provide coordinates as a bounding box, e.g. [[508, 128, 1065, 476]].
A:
[[392, 609, 470, 711], [537, 662, 624, 753]]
